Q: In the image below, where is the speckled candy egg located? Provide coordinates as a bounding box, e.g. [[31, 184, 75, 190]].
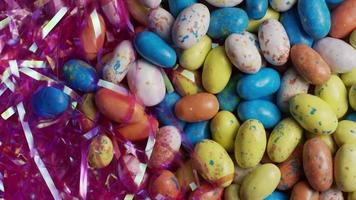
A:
[[192, 139, 234, 187], [341, 68, 356, 87], [240, 164, 281, 200], [330, 0, 356, 39], [238, 100, 281, 129], [78, 93, 97, 132], [148, 7, 174, 42], [139, 0, 161, 8], [290, 181, 320, 200], [127, 59, 165, 106], [202, 46, 232, 94], [234, 119, 266, 168], [149, 126, 181, 169], [320, 186, 344, 200], [333, 120, 356, 146], [184, 121, 210, 146], [115, 114, 158, 141], [225, 33, 262, 74], [205, 0, 243, 7], [32, 86, 69, 118], [168, 0, 197, 17], [315, 75, 348, 119], [217, 75, 241, 112], [208, 8, 248, 39], [234, 164, 259, 184], [80, 12, 106, 60], [314, 37, 356, 73], [103, 40, 135, 84], [171, 67, 202, 96], [236, 67, 280, 100], [280, 7, 314, 47], [334, 144, 356, 192], [155, 92, 186, 129], [350, 30, 356, 48], [172, 3, 210, 49], [126, 0, 150, 26], [258, 19, 290, 66], [247, 8, 280, 33], [270, 0, 297, 12], [88, 135, 114, 169], [63, 59, 98, 92], [298, 0, 330, 39], [350, 84, 356, 110], [245, 0, 268, 20], [277, 68, 309, 113], [267, 118, 303, 163], [175, 160, 195, 192], [188, 183, 223, 200], [224, 183, 240, 200], [148, 170, 181, 200], [134, 31, 177, 68], [289, 94, 338, 135]]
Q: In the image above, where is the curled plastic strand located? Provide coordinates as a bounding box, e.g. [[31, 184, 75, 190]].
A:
[[90, 9, 102, 40], [0, 172, 4, 193], [1, 106, 15, 120], [160, 69, 174, 94], [97, 79, 128, 95]]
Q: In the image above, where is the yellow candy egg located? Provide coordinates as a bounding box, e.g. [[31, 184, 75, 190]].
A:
[[179, 35, 212, 70], [341, 68, 356, 87], [333, 120, 356, 146], [350, 84, 356, 110], [247, 8, 280, 33], [334, 144, 356, 192], [88, 135, 114, 169]]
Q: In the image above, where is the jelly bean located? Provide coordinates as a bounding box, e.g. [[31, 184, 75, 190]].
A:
[[168, 0, 197, 17], [217, 75, 241, 112], [267, 118, 303, 163], [269, 0, 297, 12], [80, 12, 106, 60], [202, 46, 232, 94], [32, 86, 69, 118], [63, 59, 98, 92], [334, 144, 356, 192], [240, 164, 281, 200], [211, 111, 240, 152], [155, 92, 186, 129], [192, 139, 234, 187], [148, 170, 181, 200], [88, 135, 114, 169], [208, 8, 248, 39], [127, 59, 165, 106], [184, 121, 210, 145], [179, 35, 212, 71], [289, 94, 338, 135], [225, 33, 262, 74], [298, 0, 331, 39], [103, 40, 135, 84], [315, 75, 348, 119], [139, 0, 161, 8], [303, 138, 333, 192], [330, 0, 356, 39], [235, 119, 266, 168], [247, 8, 280, 33], [172, 3, 210, 49], [148, 7, 174, 42], [280, 7, 314, 47], [175, 92, 219, 122], [265, 190, 289, 200], [238, 99, 281, 129], [236, 67, 280, 100], [171, 67, 202, 96], [245, 0, 268, 20], [290, 181, 320, 200], [258, 19, 290, 66], [134, 31, 176, 68], [314, 37, 356, 73]]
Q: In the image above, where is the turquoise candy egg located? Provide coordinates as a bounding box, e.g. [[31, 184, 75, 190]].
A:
[[326, 0, 344, 6], [217, 75, 241, 112], [237, 100, 281, 129], [298, 0, 331, 39], [280, 7, 314, 47], [245, 0, 268, 20], [260, 93, 275, 102], [236, 68, 280, 100], [168, 0, 197, 17], [184, 121, 210, 146], [63, 59, 98, 92], [155, 92, 186, 129], [134, 31, 177, 68], [345, 112, 356, 122], [208, 8, 248, 39], [32, 86, 69, 118], [264, 191, 289, 200]]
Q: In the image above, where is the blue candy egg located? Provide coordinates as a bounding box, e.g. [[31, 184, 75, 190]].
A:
[[134, 31, 177, 68], [326, 0, 344, 6], [217, 75, 241, 112], [168, 0, 197, 17], [260, 93, 275, 102], [265, 191, 289, 200], [245, 0, 268, 20], [155, 92, 186, 129], [280, 7, 314, 47], [32, 86, 69, 118], [63, 59, 98, 92], [237, 100, 281, 129], [184, 121, 210, 146], [298, 0, 331, 39], [345, 112, 356, 122], [237, 68, 280, 100], [208, 8, 249, 39]]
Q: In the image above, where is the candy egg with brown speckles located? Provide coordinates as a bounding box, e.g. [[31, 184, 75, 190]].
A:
[[148, 7, 174, 42], [291, 181, 320, 200], [148, 170, 181, 200], [88, 135, 114, 169]]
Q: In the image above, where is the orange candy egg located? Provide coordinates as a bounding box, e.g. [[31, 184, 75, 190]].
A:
[[149, 170, 181, 200]]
